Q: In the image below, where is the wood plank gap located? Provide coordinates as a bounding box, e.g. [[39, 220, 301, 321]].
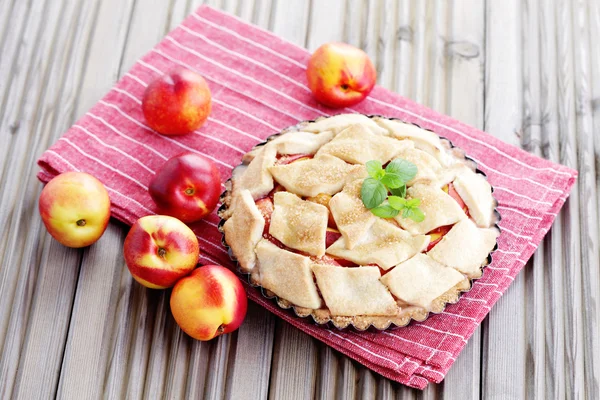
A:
[[0, 0, 34, 125], [586, 2, 600, 395], [571, 0, 600, 397], [117, 0, 140, 75], [555, 0, 585, 397]]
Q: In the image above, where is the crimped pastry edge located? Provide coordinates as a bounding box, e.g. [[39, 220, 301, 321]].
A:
[[217, 115, 501, 331]]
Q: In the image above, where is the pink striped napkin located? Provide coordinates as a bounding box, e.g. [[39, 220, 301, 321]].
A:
[[37, 5, 577, 389]]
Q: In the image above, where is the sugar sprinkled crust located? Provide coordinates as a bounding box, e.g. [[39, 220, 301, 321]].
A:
[[380, 254, 467, 310], [312, 265, 398, 316], [452, 169, 496, 228], [427, 218, 499, 278], [255, 239, 322, 309], [234, 143, 277, 200], [221, 116, 499, 329], [222, 190, 265, 272], [395, 184, 467, 235], [269, 192, 328, 257], [269, 154, 367, 197], [316, 123, 413, 165], [328, 179, 377, 249], [326, 219, 430, 270]]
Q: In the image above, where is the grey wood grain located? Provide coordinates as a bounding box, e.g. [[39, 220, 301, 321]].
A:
[[0, 0, 599, 399], [225, 302, 276, 400], [52, 0, 137, 397], [571, 1, 600, 398], [269, 320, 318, 400], [556, 0, 587, 398], [481, 1, 528, 399], [268, 2, 341, 399], [433, 1, 485, 397], [538, 1, 566, 398], [8, 1, 104, 397], [586, 0, 600, 394], [522, 2, 548, 399], [0, 0, 93, 398]]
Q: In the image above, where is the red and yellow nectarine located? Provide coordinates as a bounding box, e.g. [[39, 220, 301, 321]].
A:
[[39, 172, 111, 248], [170, 265, 248, 341], [307, 42, 376, 108], [124, 215, 199, 289], [149, 152, 221, 223], [142, 68, 211, 135]]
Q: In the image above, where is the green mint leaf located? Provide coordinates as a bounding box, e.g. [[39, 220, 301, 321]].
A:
[[387, 195, 407, 210], [404, 207, 425, 222], [366, 160, 383, 179], [389, 184, 406, 198], [386, 158, 418, 182], [361, 178, 387, 209], [411, 208, 425, 222], [380, 173, 404, 189], [406, 198, 421, 208], [370, 204, 400, 218]]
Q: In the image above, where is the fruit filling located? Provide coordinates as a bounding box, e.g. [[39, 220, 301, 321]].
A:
[[275, 154, 313, 165], [444, 182, 469, 216], [253, 195, 358, 267], [424, 182, 470, 251], [425, 225, 452, 252]]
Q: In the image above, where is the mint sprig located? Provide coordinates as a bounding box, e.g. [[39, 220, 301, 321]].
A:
[[361, 158, 424, 222]]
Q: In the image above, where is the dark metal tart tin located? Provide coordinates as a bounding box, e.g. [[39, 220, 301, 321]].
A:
[[217, 115, 501, 331]]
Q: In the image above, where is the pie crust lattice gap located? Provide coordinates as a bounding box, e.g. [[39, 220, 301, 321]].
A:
[[218, 114, 501, 330]]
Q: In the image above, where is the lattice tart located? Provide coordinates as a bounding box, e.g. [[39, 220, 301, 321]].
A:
[[218, 114, 500, 330]]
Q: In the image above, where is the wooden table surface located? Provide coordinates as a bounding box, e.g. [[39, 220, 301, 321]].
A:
[[1, 0, 598, 399]]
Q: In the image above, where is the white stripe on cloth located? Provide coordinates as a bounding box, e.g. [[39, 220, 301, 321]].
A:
[[327, 330, 402, 369], [134, 62, 283, 131], [188, 11, 572, 178], [59, 138, 148, 190], [44, 150, 155, 216]]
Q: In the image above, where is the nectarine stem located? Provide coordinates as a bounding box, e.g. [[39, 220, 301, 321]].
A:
[[184, 188, 195, 195], [158, 248, 167, 258], [76, 219, 86, 226]]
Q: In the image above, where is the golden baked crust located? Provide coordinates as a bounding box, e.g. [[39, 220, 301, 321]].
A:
[[219, 114, 500, 330]]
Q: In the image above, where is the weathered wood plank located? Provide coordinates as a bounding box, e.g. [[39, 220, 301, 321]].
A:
[[251, 0, 274, 30], [431, 1, 484, 398], [0, 0, 33, 126], [268, 2, 343, 399], [0, 0, 96, 398], [51, 0, 138, 397], [537, 2, 566, 398], [586, 0, 600, 395], [571, 1, 600, 398], [271, 0, 310, 48], [99, 2, 198, 399], [56, 225, 129, 398], [225, 302, 276, 400], [120, 0, 174, 73], [7, 1, 108, 398], [0, 0, 50, 355], [313, 346, 339, 400], [554, 0, 586, 398], [0, 0, 17, 59], [305, 0, 345, 52], [521, 3, 549, 399], [481, 1, 528, 399], [391, 0, 413, 97], [1, 1, 599, 399], [269, 320, 319, 400]]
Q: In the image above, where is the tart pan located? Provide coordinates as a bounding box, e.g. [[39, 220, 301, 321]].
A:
[[218, 115, 501, 331]]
